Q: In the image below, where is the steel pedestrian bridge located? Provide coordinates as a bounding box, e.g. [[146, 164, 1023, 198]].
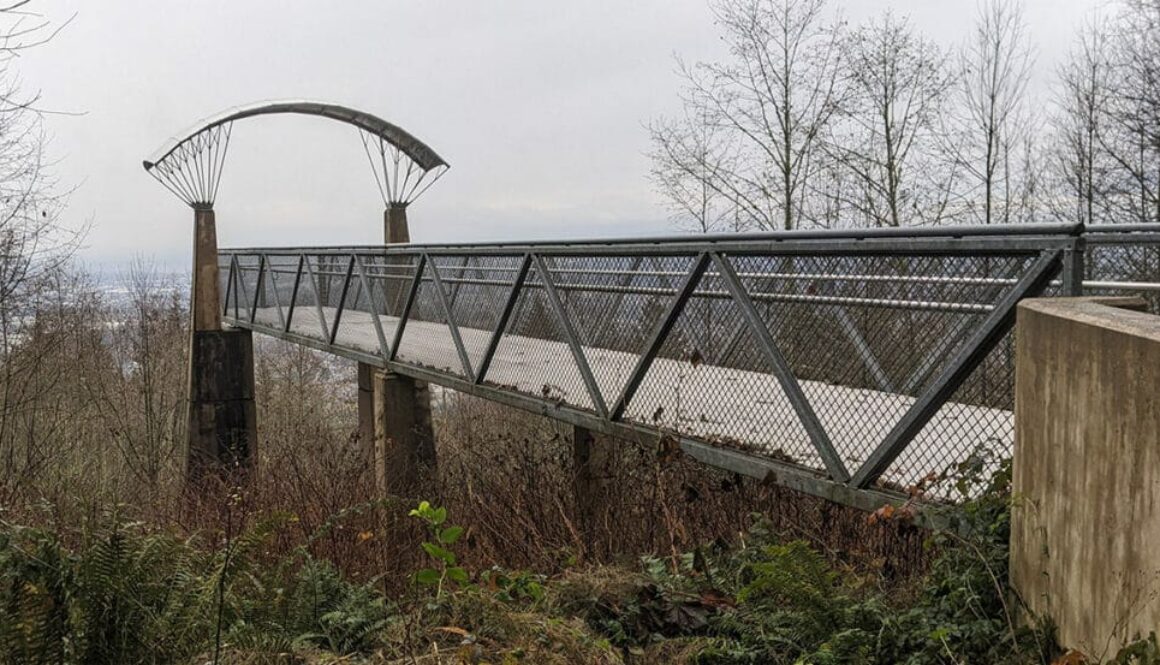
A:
[[216, 223, 1160, 511], [142, 100, 1160, 514]]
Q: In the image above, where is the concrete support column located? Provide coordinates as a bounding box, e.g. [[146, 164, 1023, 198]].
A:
[[572, 425, 611, 547], [357, 362, 375, 451], [186, 207, 258, 481], [365, 201, 436, 497], [373, 369, 437, 496], [385, 203, 410, 244]]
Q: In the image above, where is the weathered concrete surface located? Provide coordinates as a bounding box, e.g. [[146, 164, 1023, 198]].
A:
[[373, 369, 437, 496], [191, 208, 221, 332], [1012, 296, 1160, 657], [385, 204, 410, 244], [572, 425, 611, 545], [187, 329, 258, 478], [357, 362, 375, 451]]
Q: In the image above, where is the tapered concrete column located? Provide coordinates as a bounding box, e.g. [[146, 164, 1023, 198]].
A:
[[572, 425, 611, 546], [385, 203, 410, 243], [373, 369, 437, 496], [191, 207, 221, 331], [360, 201, 436, 496], [186, 207, 258, 481]]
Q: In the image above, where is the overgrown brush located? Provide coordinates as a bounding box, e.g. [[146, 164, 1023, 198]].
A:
[[0, 509, 392, 664], [3, 484, 1159, 664]]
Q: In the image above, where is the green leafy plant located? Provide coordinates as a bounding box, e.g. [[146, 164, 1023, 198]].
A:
[[480, 567, 546, 604], [409, 501, 468, 599], [1112, 632, 1160, 664]]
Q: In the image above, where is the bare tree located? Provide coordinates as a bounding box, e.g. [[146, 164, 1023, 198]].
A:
[[79, 261, 187, 491], [1101, 0, 1160, 225], [826, 13, 958, 228], [648, 108, 744, 233], [951, 0, 1037, 225], [650, 0, 844, 231], [0, 2, 76, 356], [0, 3, 81, 500], [1046, 20, 1115, 226]]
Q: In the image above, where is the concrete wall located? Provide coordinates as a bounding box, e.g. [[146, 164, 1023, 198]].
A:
[[1012, 296, 1160, 657]]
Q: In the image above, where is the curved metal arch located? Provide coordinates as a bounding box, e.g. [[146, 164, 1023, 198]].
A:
[[143, 99, 448, 173]]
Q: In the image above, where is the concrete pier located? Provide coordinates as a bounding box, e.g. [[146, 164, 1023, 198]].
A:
[[186, 207, 258, 480], [572, 425, 611, 547], [361, 201, 436, 496], [373, 369, 437, 496]]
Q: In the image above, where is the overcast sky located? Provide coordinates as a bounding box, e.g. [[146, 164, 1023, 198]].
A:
[[18, 0, 1103, 271]]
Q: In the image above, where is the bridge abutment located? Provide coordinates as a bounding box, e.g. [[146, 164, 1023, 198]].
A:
[[1012, 296, 1159, 656], [186, 207, 258, 481]]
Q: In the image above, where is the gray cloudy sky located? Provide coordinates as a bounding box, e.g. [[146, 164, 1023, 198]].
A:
[[19, 0, 1102, 270]]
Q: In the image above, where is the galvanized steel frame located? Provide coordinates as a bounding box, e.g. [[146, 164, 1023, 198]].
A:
[[218, 223, 1137, 514]]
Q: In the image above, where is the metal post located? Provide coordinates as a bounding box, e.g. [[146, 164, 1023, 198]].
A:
[[1061, 238, 1086, 296], [186, 206, 258, 483]]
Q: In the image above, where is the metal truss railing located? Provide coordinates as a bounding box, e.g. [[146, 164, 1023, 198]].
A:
[[218, 223, 1160, 511]]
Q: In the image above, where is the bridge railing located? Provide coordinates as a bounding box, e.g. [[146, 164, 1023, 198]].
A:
[[220, 223, 1146, 507]]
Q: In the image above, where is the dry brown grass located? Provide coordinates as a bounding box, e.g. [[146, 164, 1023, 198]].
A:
[[432, 391, 929, 581], [1, 285, 930, 595]]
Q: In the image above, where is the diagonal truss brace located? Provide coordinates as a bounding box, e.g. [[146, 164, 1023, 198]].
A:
[[426, 255, 476, 381], [850, 249, 1063, 488], [261, 254, 287, 330], [610, 253, 710, 420], [284, 255, 304, 333], [532, 253, 609, 418], [474, 254, 532, 385], [328, 256, 355, 345], [223, 257, 235, 317], [389, 254, 426, 361], [302, 253, 330, 339], [354, 255, 390, 358], [712, 252, 850, 483]]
